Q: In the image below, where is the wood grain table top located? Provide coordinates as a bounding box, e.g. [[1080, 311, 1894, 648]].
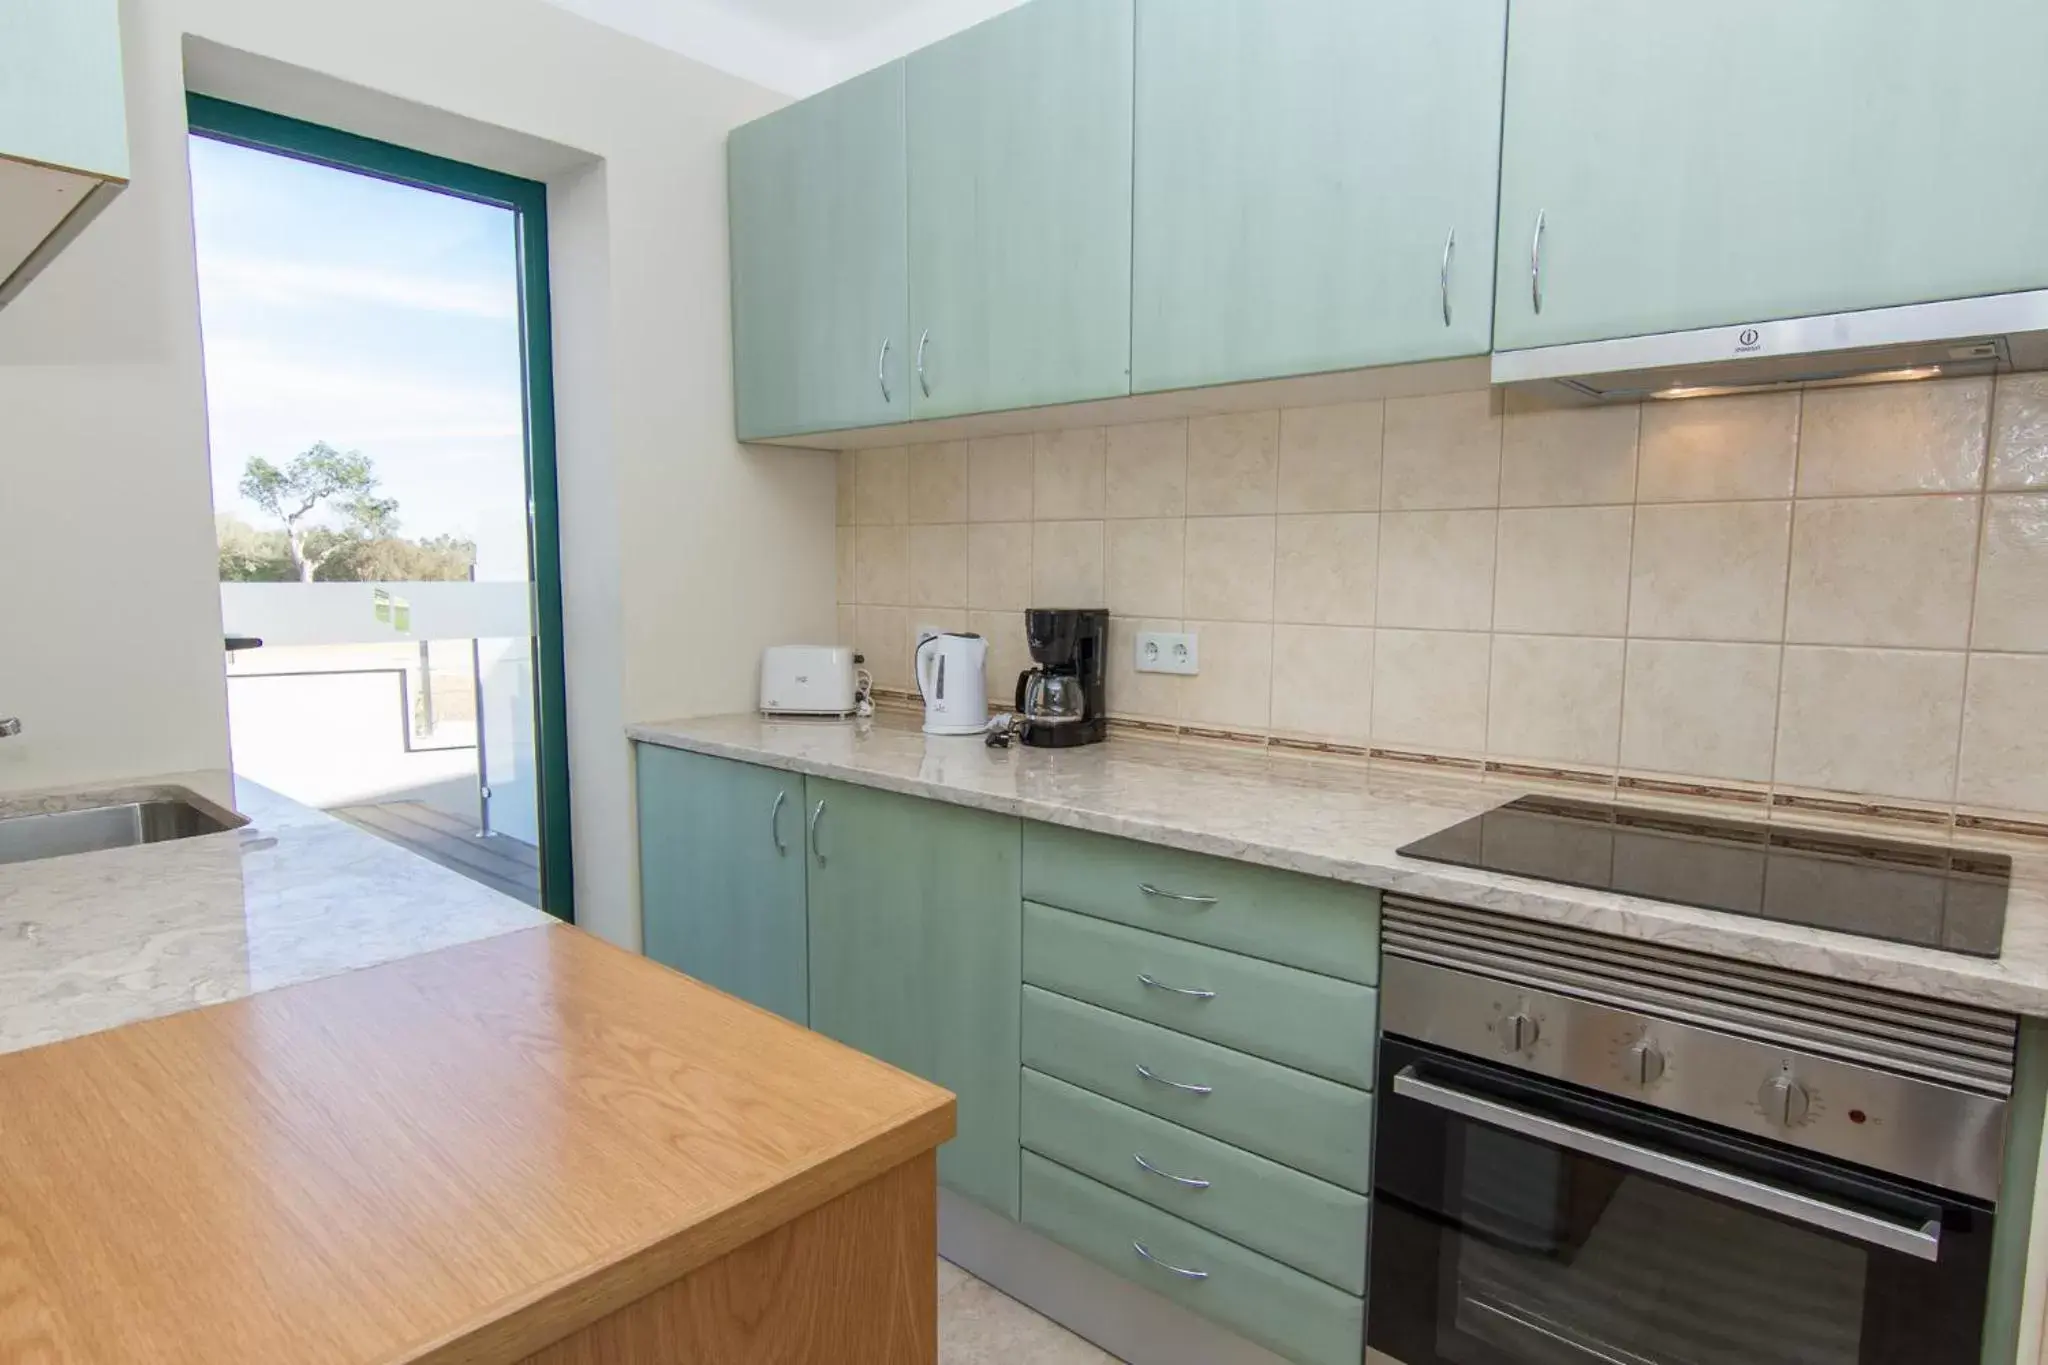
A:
[[0, 924, 955, 1365]]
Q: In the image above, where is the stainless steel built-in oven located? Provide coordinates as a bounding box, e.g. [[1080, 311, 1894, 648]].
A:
[[1367, 897, 2014, 1365]]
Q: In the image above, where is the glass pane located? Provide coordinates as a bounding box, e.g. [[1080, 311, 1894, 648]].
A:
[[1447, 1124, 1868, 1365], [190, 131, 543, 908]]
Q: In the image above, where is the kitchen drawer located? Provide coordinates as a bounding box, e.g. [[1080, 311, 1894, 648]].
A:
[[1021, 823, 1378, 984], [1021, 1068, 1368, 1294], [1023, 986, 1372, 1193], [1024, 901, 1377, 1087], [1022, 1151, 1364, 1365]]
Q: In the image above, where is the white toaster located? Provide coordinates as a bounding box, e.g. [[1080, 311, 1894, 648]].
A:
[[759, 645, 859, 717]]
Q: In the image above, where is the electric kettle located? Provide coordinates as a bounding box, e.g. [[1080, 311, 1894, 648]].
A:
[[914, 632, 990, 736]]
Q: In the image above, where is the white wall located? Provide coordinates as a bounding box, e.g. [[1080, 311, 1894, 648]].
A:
[[0, 0, 838, 948], [532, 0, 1028, 97]]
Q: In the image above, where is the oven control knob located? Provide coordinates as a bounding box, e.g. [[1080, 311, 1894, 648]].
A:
[[1757, 1074, 1811, 1128], [1498, 1011, 1540, 1053], [1625, 1040, 1667, 1086]]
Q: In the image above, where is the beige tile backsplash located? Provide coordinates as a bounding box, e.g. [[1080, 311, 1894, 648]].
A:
[[836, 374, 2048, 823]]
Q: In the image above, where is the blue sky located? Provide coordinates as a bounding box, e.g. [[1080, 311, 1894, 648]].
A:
[[186, 136, 532, 581]]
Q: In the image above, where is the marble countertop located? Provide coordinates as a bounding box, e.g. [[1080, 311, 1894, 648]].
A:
[[0, 776, 551, 1055], [631, 712, 2048, 1017]]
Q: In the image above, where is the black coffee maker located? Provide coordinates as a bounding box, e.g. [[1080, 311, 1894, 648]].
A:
[[990, 608, 1108, 748]]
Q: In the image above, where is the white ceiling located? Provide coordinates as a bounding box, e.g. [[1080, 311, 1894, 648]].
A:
[[540, 0, 1025, 97]]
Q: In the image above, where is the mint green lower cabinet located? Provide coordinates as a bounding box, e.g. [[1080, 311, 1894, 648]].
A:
[[1022, 823, 1381, 984], [1130, 0, 1506, 391], [1023, 1152, 1364, 1365], [1024, 986, 1372, 1194], [1023, 901, 1378, 1087], [1022, 1069, 1368, 1295], [1982, 1017, 2048, 1365], [635, 745, 808, 1023], [806, 776, 1022, 1215]]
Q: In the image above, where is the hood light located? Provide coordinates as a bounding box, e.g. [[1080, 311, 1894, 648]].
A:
[[1651, 365, 1947, 401]]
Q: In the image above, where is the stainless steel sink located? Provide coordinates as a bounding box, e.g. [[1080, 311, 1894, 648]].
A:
[[0, 795, 246, 867]]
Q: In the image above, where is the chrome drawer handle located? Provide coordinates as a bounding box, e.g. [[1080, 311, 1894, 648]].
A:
[[770, 789, 788, 855], [1138, 973, 1215, 1001], [1439, 226, 1455, 327], [1139, 883, 1218, 907], [1133, 1241, 1209, 1280], [1136, 1064, 1211, 1096], [1134, 1153, 1211, 1189]]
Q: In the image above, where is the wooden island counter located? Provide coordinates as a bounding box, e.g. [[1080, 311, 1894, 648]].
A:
[[0, 923, 954, 1364]]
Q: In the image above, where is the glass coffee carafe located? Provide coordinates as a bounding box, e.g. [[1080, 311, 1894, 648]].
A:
[[1019, 669, 1089, 725]]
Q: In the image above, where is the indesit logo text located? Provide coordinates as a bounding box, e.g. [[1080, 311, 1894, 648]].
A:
[[1734, 327, 1762, 354]]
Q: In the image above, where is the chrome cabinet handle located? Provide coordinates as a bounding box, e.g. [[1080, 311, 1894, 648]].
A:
[[1530, 209, 1547, 315], [1440, 226, 1455, 327], [1134, 1153, 1211, 1189], [770, 789, 788, 855], [877, 338, 892, 402], [1138, 883, 1218, 907], [807, 799, 826, 864], [1136, 1063, 1212, 1096], [1138, 973, 1215, 1001], [1132, 1242, 1209, 1280], [915, 328, 931, 397], [1391, 1067, 1942, 1261]]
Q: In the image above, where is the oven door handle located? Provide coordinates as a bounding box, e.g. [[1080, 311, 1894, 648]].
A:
[[1391, 1067, 1943, 1262]]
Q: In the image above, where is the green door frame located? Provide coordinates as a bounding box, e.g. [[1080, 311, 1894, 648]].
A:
[[186, 93, 575, 923]]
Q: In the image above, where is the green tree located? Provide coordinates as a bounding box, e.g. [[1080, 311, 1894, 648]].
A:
[[214, 514, 293, 582], [315, 532, 477, 583], [238, 442, 400, 583]]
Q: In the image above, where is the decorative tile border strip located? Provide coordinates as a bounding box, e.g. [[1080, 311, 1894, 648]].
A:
[[837, 701, 2048, 846]]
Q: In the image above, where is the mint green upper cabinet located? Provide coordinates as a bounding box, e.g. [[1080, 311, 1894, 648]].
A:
[[636, 746, 809, 1023], [805, 777, 1023, 1216], [1130, 0, 1506, 392], [728, 61, 908, 440], [0, 0, 127, 307], [906, 0, 1135, 418], [1494, 0, 2048, 351], [1, 0, 126, 178]]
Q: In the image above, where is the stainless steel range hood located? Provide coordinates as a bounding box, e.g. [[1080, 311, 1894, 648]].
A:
[[1491, 290, 2048, 402]]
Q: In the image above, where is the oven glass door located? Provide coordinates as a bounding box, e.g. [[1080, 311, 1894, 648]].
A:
[[1368, 1038, 1993, 1365]]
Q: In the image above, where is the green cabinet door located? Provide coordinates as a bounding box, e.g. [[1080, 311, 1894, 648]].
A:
[[635, 746, 808, 1023], [906, 0, 1134, 417], [728, 61, 908, 440], [1130, 0, 1506, 392], [1494, 0, 2048, 351], [1, 0, 127, 180], [804, 776, 1022, 1215]]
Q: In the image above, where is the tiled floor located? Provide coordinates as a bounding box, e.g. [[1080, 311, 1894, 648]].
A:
[[939, 1256, 1121, 1363]]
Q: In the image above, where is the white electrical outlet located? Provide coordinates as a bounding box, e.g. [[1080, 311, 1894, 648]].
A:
[[1134, 629, 1199, 675]]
